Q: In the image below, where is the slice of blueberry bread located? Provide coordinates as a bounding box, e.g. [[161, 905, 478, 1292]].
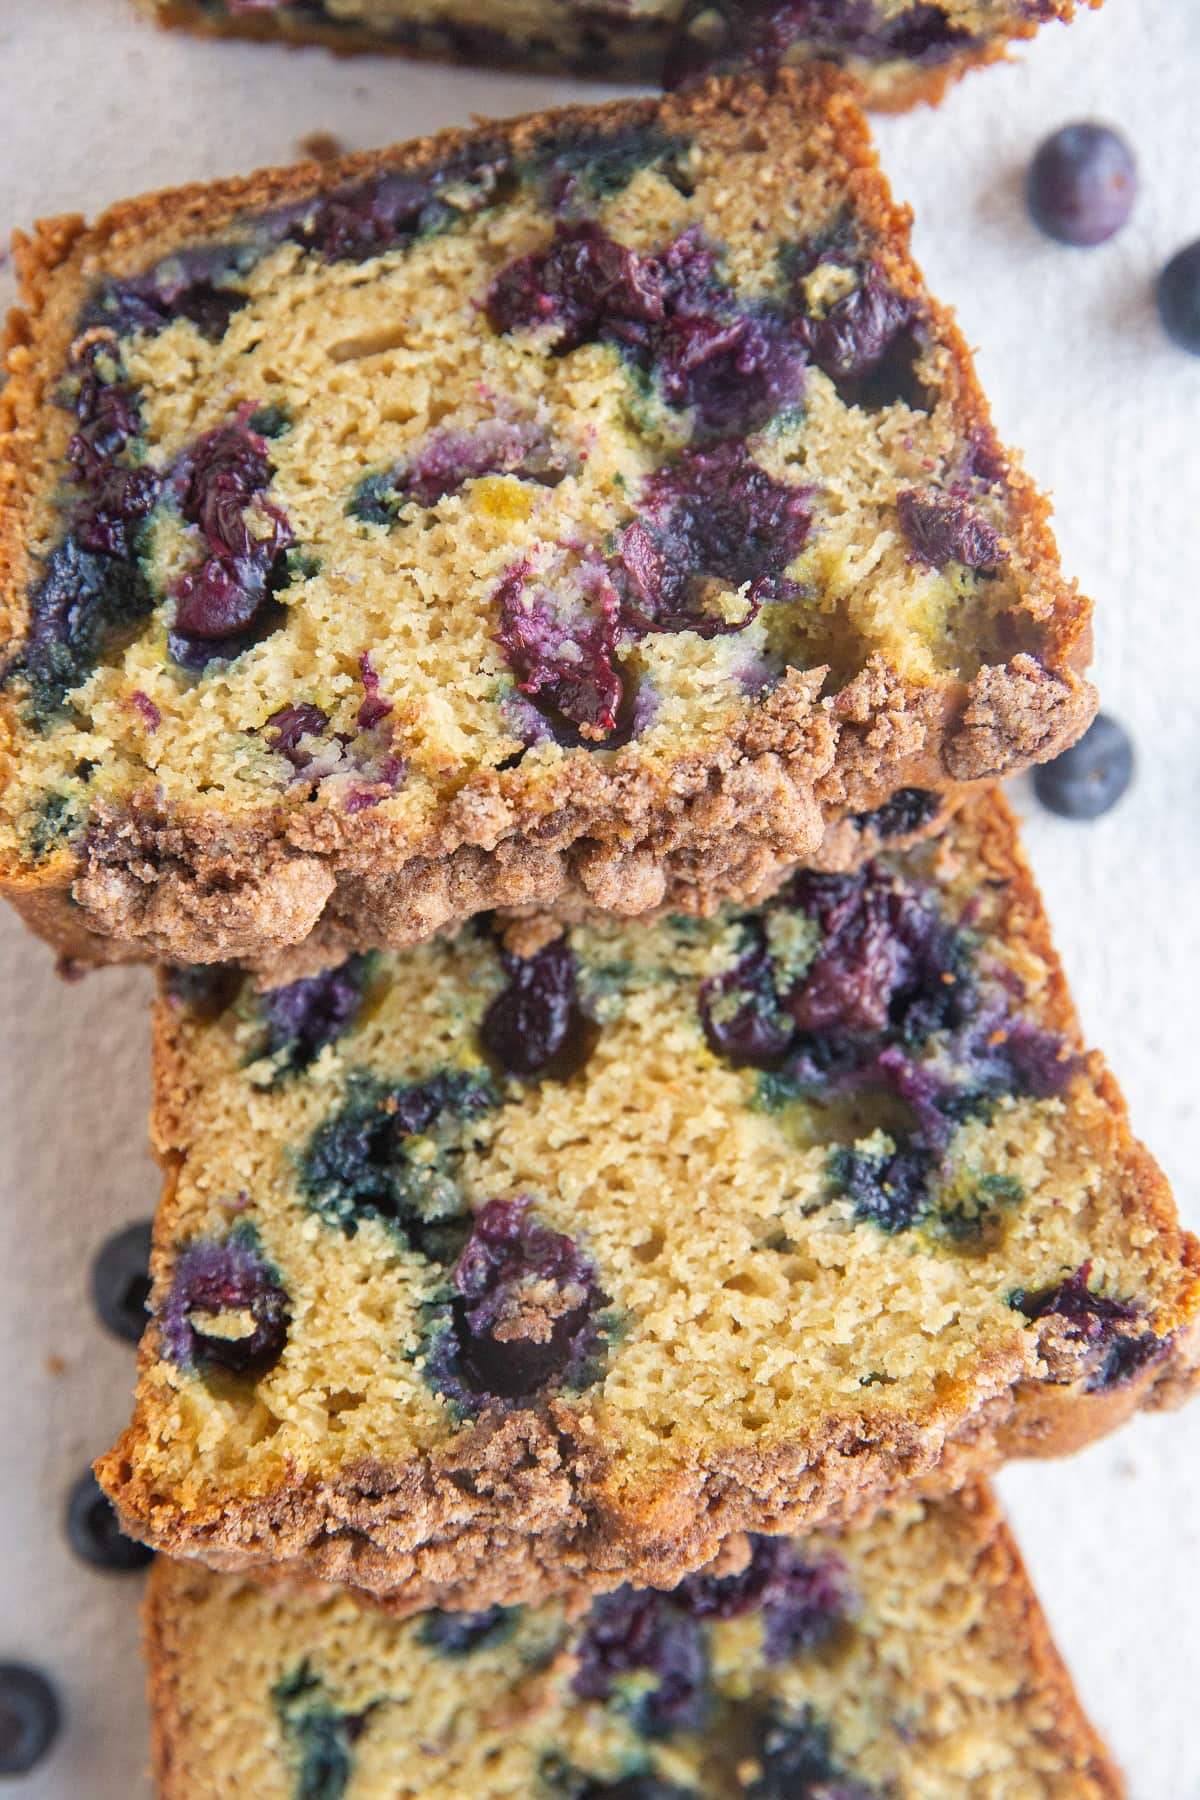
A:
[[143, 0, 1099, 111], [145, 1485, 1122, 1799], [0, 73, 1094, 970], [96, 789, 1198, 1609]]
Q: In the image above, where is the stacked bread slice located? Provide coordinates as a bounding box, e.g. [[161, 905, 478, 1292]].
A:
[[0, 49, 1182, 1800]]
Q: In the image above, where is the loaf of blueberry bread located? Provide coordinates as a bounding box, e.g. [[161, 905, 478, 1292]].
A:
[[96, 790, 1197, 1609], [0, 73, 1094, 970], [144, 1484, 1121, 1800], [143, 0, 1099, 111]]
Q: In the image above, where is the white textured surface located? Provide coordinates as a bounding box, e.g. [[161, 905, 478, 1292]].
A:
[[1, 2, 1198, 1794]]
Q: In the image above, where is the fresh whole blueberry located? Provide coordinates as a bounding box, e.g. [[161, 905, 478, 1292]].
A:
[[1156, 240, 1200, 355], [1032, 714, 1133, 820], [90, 1219, 154, 1343], [65, 1469, 153, 1573], [0, 1664, 61, 1776], [1026, 124, 1137, 247]]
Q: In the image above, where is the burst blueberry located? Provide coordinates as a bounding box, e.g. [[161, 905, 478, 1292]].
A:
[[260, 957, 368, 1070], [572, 1587, 709, 1736], [481, 935, 594, 1078], [431, 1197, 607, 1406], [159, 1236, 291, 1377], [896, 489, 1006, 570]]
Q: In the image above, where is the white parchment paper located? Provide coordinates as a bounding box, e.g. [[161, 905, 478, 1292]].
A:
[[0, 1, 1197, 1792]]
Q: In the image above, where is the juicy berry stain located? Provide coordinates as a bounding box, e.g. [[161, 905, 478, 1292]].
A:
[[572, 1586, 709, 1736], [666, 0, 973, 87], [284, 151, 510, 263], [301, 1070, 497, 1251], [168, 416, 294, 670], [493, 560, 624, 741], [417, 1606, 516, 1655], [1012, 1262, 1163, 1392], [259, 955, 369, 1071], [676, 1537, 853, 1662], [616, 441, 810, 638], [488, 223, 803, 438], [351, 416, 568, 523], [429, 1197, 608, 1408], [745, 1706, 877, 1800], [160, 1235, 291, 1377], [896, 488, 1006, 570], [481, 934, 595, 1079], [851, 788, 941, 840], [273, 1666, 365, 1800], [81, 243, 259, 344]]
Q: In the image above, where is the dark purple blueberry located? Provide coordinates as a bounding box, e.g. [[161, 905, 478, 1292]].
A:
[[266, 703, 331, 772], [1032, 714, 1133, 820], [665, 0, 971, 87], [159, 1237, 291, 1377], [481, 935, 594, 1080], [851, 788, 941, 840], [616, 442, 810, 638], [486, 221, 665, 351], [1012, 1262, 1163, 1392], [572, 1587, 709, 1736], [433, 1198, 608, 1406], [417, 1606, 515, 1655], [1157, 240, 1200, 354], [1026, 124, 1137, 247], [380, 418, 568, 512], [90, 1219, 154, 1344], [286, 153, 509, 263], [1014, 1264, 1138, 1328], [795, 259, 914, 387], [300, 1070, 497, 1247], [82, 243, 256, 342], [785, 867, 970, 1047], [896, 489, 1006, 571], [982, 1016, 1075, 1099], [0, 1664, 61, 1776], [576, 1781, 696, 1800], [260, 957, 367, 1070], [168, 417, 294, 668], [356, 652, 393, 730], [493, 562, 624, 741], [17, 536, 155, 720], [699, 937, 794, 1068], [746, 1707, 876, 1800], [677, 1537, 852, 1663], [828, 1139, 934, 1233], [71, 463, 161, 561], [65, 1469, 153, 1573]]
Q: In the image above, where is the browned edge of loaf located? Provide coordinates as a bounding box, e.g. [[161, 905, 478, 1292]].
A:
[[0, 68, 1096, 971], [94, 788, 1199, 1615], [138, 1482, 1125, 1800], [144, 0, 1097, 114]]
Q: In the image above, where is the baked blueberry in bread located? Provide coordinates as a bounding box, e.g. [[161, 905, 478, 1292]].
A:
[[0, 74, 1094, 969], [142, 0, 1099, 111], [143, 1485, 1122, 1798], [96, 791, 1196, 1609]]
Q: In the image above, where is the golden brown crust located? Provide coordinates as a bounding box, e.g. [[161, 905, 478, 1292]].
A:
[[0, 71, 1095, 969], [141, 0, 1098, 113], [95, 789, 1199, 1615]]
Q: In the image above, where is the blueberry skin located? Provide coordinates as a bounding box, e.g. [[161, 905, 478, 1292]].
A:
[[1026, 124, 1136, 247], [1033, 715, 1134, 820], [1157, 241, 1200, 355], [90, 1220, 154, 1344], [65, 1470, 154, 1573], [0, 1663, 61, 1775]]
